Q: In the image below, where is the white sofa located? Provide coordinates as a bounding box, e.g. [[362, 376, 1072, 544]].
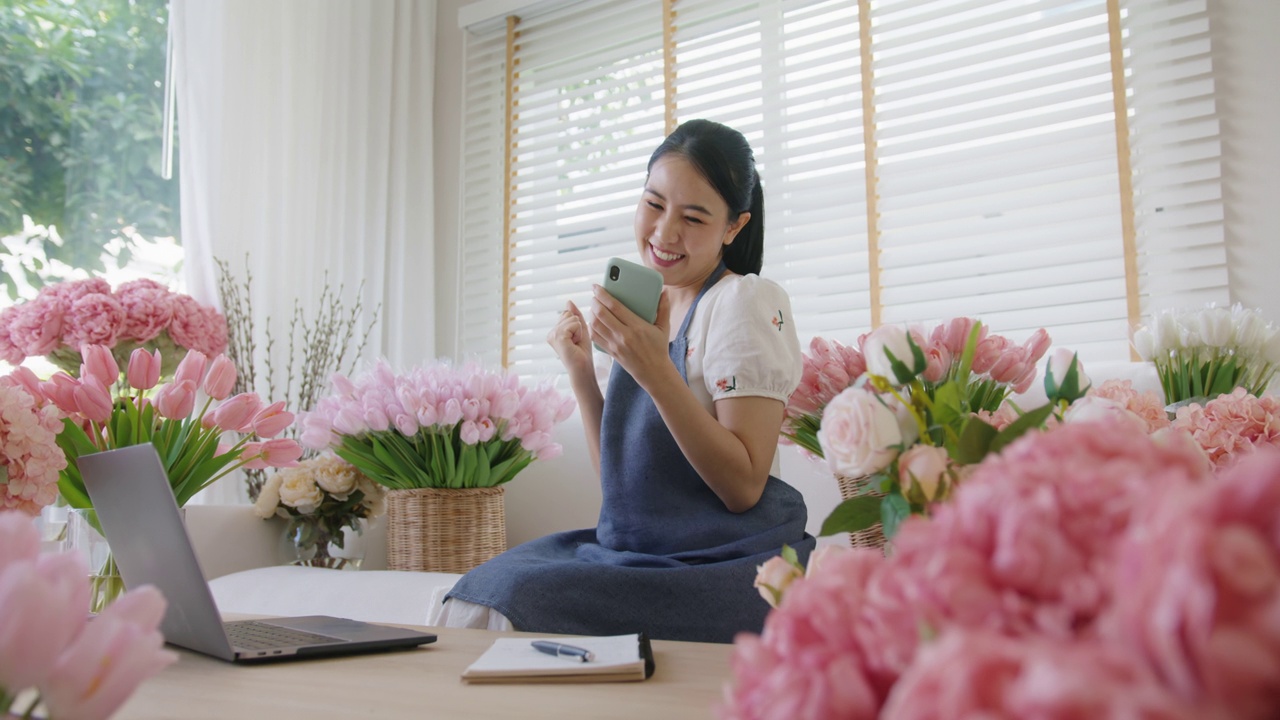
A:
[[185, 505, 462, 626]]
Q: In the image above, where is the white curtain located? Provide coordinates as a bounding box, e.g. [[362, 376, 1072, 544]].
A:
[[172, 0, 437, 503]]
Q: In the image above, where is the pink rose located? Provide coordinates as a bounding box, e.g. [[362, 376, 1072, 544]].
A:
[[817, 387, 915, 478], [753, 555, 803, 608], [897, 444, 951, 501], [1087, 379, 1171, 433]]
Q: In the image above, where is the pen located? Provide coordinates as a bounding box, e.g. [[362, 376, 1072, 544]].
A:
[[531, 640, 595, 662]]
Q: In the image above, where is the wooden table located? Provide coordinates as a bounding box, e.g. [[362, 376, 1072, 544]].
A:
[[115, 624, 735, 719]]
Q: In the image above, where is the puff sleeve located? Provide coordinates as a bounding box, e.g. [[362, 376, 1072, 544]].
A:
[[700, 275, 802, 403]]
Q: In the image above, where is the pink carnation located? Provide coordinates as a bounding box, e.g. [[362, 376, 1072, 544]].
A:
[[1086, 379, 1171, 433], [1171, 388, 1280, 469], [1100, 448, 1280, 720], [115, 286, 174, 343], [881, 631, 1195, 720], [62, 292, 125, 349]]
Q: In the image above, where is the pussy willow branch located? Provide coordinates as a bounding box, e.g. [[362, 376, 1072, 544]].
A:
[[215, 258, 381, 499]]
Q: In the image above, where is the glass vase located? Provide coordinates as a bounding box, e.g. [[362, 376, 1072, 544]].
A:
[[66, 508, 126, 614], [280, 515, 365, 570]]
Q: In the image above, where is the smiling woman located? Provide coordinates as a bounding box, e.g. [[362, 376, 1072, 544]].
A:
[[438, 120, 816, 644]]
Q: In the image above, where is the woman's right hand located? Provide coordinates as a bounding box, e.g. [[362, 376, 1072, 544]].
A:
[[547, 300, 594, 375]]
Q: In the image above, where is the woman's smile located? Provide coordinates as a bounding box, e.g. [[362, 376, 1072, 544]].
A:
[[648, 243, 685, 266]]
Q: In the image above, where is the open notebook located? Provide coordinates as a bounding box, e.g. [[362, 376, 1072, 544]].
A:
[[461, 633, 655, 684]]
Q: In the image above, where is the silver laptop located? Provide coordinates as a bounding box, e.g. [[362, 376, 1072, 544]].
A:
[[78, 443, 437, 663]]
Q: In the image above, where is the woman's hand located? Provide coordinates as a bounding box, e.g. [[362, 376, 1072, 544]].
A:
[[547, 301, 594, 377], [590, 286, 676, 386]]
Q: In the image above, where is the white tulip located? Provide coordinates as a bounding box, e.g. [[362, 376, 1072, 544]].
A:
[[1132, 326, 1155, 360], [1197, 306, 1232, 348], [1154, 311, 1182, 352]]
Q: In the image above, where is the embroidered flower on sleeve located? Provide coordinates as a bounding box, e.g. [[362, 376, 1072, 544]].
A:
[[686, 344, 695, 359], [716, 376, 738, 392], [772, 310, 785, 332]]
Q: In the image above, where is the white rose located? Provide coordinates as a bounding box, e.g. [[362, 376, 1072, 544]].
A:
[[863, 325, 916, 380], [315, 463, 357, 496], [252, 473, 284, 518], [1047, 347, 1090, 392], [818, 387, 905, 478], [279, 471, 324, 511]]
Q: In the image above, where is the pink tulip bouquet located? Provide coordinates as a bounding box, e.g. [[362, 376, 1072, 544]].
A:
[[0, 511, 177, 720], [0, 277, 228, 379], [786, 318, 1074, 539], [0, 370, 68, 515], [728, 419, 1280, 720], [38, 344, 303, 510], [299, 360, 575, 489]]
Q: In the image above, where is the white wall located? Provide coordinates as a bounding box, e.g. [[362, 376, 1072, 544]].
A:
[[432, 0, 1280, 546]]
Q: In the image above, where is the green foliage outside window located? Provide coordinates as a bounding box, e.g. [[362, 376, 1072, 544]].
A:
[[0, 0, 177, 298]]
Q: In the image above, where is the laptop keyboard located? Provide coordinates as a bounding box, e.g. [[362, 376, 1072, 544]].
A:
[[225, 620, 345, 650]]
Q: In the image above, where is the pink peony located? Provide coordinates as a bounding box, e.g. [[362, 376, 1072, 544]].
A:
[[8, 296, 64, 357], [167, 295, 228, 357], [1171, 387, 1280, 469], [115, 286, 174, 343], [880, 631, 1195, 720], [1100, 448, 1280, 720], [63, 292, 125, 348], [0, 306, 24, 365]]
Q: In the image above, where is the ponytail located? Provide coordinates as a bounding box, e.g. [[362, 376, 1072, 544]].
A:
[[723, 171, 763, 275]]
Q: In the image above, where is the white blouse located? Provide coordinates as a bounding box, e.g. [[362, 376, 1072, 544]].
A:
[[682, 273, 803, 416]]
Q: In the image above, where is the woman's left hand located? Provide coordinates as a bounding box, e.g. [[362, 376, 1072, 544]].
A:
[[590, 285, 675, 384]]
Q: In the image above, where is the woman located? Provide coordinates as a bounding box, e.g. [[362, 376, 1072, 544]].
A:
[[440, 119, 815, 643]]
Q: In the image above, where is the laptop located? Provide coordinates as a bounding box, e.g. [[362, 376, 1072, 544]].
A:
[[78, 443, 437, 663]]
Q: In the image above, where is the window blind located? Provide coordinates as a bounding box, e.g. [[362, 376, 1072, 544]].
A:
[[455, 0, 1227, 372]]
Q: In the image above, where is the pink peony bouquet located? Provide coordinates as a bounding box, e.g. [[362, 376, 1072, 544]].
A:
[[727, 417, 1280, 719], [0, 511, 177, 720], [299, 360, 575, 489], [0, 277, 228, 379], [39, 344, 302, 511], [0, 370, 67, 515], [791, 319, 1070, 539]]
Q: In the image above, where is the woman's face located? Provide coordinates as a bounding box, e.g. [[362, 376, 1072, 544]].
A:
[[634, 154, 750, 291]]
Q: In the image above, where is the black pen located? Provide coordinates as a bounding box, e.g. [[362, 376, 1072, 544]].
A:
[[531, 640, 595, 662]]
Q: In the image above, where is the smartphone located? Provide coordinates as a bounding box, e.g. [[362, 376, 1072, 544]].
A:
[[601, 257, 663, 323], [594, 258, 663, 354]]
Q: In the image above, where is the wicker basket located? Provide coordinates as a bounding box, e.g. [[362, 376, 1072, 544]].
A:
[[836, 474, 887, 551], [385, 486, 507, 573]]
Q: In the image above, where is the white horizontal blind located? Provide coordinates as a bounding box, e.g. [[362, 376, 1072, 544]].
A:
[[505, 0, 666, 376], [872, 0, 1130, 360], [456, 25, 509, 367], [674, 0, 873, 347], [1123, 0, 1228, 319]]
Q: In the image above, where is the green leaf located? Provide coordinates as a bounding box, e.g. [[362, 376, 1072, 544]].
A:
[[780, 544, 799, 567], [881, 492, 910, 539], [473, 443, 492, 487], [951, 417, 999, 464], [989, 403, 1055, 455], [930, 381, 964, 428], [954, 321, 983, 386], [456, 443, 478, 488], [819, 495, 883, 536], [1207, 355, 1238, 397]]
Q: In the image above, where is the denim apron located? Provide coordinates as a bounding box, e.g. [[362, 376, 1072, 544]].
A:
[[445, 265, 815, 643]]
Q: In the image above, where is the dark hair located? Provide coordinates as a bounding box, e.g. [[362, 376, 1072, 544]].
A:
[[646, 119, 764, 275]]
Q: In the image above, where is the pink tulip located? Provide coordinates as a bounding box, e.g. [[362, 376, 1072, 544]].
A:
[[251, 401, 294, 439], [172, 349, 208, 386], [79, 344, 120, 388], [41, 373, 82, 415], [203, 354, 237, 400], [239, 441, 268, 470], [260, 438, 303, 467], [211, 392, 263, 433], [126, 348, 163, 390], [73, 376, 114, 424], [0, 511, 40, 569], [154, 379, 197, 420], [41, 585, 177, 720], [0, 553, 90, 693], [1023, 328, 1052, 363]]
